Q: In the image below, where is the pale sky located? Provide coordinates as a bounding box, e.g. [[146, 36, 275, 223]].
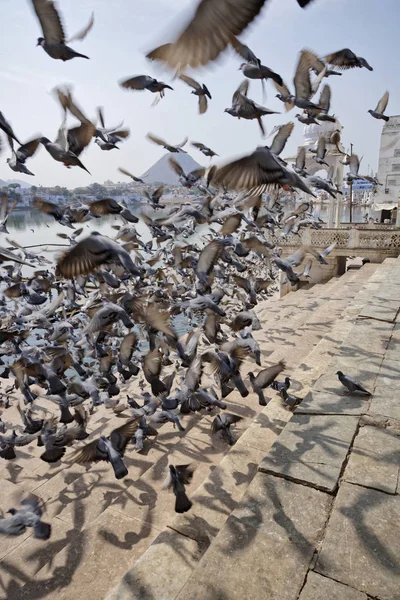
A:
[[1, 0, 399, 187]]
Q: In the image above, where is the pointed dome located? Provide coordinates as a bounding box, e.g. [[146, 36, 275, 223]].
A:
[[140, 152, 202, 185]]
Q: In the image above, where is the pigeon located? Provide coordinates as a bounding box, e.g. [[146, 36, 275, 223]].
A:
[[191, 142, 218, 158], [56, 232, 143, 278], [146, 133, 188, 153], [32, 0, 93, 61], [0, 497, 51, 539], [39, 119, 90, 174], [118, 167, 145, 184], [225, 80, 280, 136], [336, 371, 371, 395], [6, 137, 41, 176], [179, 75, 211, 114], [146, 0, 314, 71], [71, 419, 140, 479], [325, 48, 373, 71], [248, 360, 286, 405], [211, 145, 315, 197], [368, 92, 390, 122], [163, 464, 195, 513], [120, 76, 173, 100], [211, 413, 243, 446]]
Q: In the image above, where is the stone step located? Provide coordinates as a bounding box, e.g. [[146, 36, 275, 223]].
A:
[[3, 263, 385, 600], [103, 265, 377, 599]]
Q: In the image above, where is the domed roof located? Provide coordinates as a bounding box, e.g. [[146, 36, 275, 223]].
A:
[[303, 120, 342, 147]]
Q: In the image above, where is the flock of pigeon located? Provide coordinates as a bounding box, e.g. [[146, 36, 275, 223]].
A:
[[0, 0, 380, 538]]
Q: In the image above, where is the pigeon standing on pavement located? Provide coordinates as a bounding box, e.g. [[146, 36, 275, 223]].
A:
[[336, 371, 371, 395]]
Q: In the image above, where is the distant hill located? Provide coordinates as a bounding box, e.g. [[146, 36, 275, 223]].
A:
[[141, 151, 203, 185], [0, 179, 32, 189]]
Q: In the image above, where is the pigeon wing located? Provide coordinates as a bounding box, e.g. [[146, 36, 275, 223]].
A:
[[254, 361, 285, 388], [146, 0, 268, 71], [32, 0, 65, 44], [67, 11, 94, 43], [269, 122, 294, 156], [375, 91, 389, 114], [293, 50, 312, 100]]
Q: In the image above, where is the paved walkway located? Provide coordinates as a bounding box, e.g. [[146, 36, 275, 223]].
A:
[[173, 257, 400, 600]]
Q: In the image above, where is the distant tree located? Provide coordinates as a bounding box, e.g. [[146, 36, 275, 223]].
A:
[[7, 183, 20, 190]]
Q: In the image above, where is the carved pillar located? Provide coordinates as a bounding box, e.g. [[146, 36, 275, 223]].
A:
[[335, 160, 344, 228]]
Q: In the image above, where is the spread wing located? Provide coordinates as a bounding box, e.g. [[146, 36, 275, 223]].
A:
[[376, 91, 389, 114], [17, 138, 41, 161], [293, 50, 312, 100], [67, 11, 94, 43], [179, 74, 201, 90], [169, 157, 185, 177], [254, 361, 285, 387], [146, 0, 268, 71], [318, 84, 331, 112], [324, 48, 357, 70], [120, 75, 153, 90], [32, 0, 65, 44], [56, 235, 108, 278], [197, 240, 223, 277], [146, 133, 167, 147], [211, 147, 283, 190], [269, 122, 294, 156]]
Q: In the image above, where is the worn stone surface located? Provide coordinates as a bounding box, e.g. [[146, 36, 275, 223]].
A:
[[299, 571, 367, 600], [107, 529, 206, 600], [313, 355, 382, 396], [12, 510, 159, 600], [374, 358, 400, 394], [175, 475, 332, 600], [259, 414, 359, 492], [344, 425, 400, 494], [368, 394, 400, 420], [169, 441, 265, 543], [358, 301, 399, 322], [296, 390, 368, 415], [315, 482, 400, 600]]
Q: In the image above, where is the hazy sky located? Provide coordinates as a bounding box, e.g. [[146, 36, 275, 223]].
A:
[[1, 0, 399, 187]]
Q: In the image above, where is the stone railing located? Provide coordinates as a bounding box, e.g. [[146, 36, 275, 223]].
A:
[[276, 227, 400, 255]]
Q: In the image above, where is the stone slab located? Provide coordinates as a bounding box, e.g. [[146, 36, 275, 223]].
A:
[[314, 355, 381, 397], [168, 441, 265, 544], [358, 302, 399, 322], [15, 510, 159, 600], [296, 390, 368, 416], [107, 529, 206, 600], [175, 475, 332, 600], [315, 482, 400, 600], [374, 358, 400, 394], [369, 394, 400, 420], [344, 425, 400, 494], [259, 414, 359, 493], [299, 571, 367, 600]]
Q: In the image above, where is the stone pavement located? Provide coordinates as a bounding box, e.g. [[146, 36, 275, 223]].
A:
[[2, 259, 400, 599], [105, 257, 400, 600]]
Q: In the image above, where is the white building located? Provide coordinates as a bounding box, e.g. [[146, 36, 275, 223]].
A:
[[374, 115, 400, 220]]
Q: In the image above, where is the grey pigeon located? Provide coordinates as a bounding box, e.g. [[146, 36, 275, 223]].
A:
[[368, 92, 389, 122], [248, 360, 286, 405], [325, 48, 373, 71], [32, 0, 92, 61], [179, 75, 211, 114], [211, 413, 243, 446], [71, 419, 140, 479], [163, 464, 194, 513], [336, 371, 371, 395], [0, 497, 51, 539]]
